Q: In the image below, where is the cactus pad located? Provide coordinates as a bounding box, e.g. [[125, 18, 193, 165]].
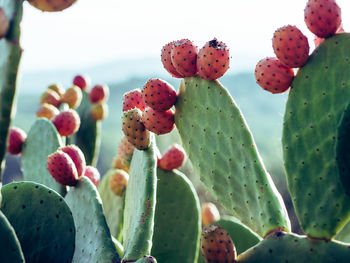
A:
[[22, 118, 66, 196], [151, 168, 201, 263], [282, 33, 350, 238], [1, 181, 75, 263], [175, 76, 290, 237]]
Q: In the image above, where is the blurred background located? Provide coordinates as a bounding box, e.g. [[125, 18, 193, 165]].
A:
[[4, 0, 350, 233]]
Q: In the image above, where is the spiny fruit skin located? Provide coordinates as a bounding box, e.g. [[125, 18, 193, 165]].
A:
[[122, 108, 151, 150], [90, 103, 108, 121], [122, 89, 147, 112], [109, 169, 129, 197], [47, 83, 65, 98], [40, 89, 61, 108], [84, 166, 100, 187], [141, 107, 175, 135], [197, 38, 230, 80], [161, 42, 183, 78], [7, 127, 26, 155], [202, 202, 220, 226], [59, 145, 86, 178], [52, 109, 81, 137], [201, 225, 237, 263], [158, 144, 186, 171], [171, 39, 198, 77], [89, 84, 109, 103], [62, 85, 82, 109], [73, 74, 91, 91], [142, 78, 177, 111], [272, 25, 310, 68], [304, 0, 341, 38], [47, 150, 79, 186], [36, 103, 60, 120], [0, 8, 9, 39], [27, 0, 77, 12], [254, 57, 295, 94]]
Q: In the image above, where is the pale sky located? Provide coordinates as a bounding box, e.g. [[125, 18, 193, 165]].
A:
[[20, 0, 350, 73]]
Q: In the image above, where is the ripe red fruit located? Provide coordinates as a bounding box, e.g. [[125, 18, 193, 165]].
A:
[[254, 57, 295, 94], [171, 39, 198, 77], [142, 79, 177, 111], [27, 0, 77, 12], [52, 109, 81, 137], [40, 90, 61, 108], [272, 25, 310, 68], [0, 8, 9, 39], [59, 145, 86, 178], [89, 84, 109, 103], [73, 74, 91, 91], [161, 42, 182, 78], [7, 127, 27, 155], [84, 166, 100, 187], [197, 38, 230, 80], [142, 107, 175, 135], [122, 89, 147, 112], [158, 144, 186, 171], [304, 0, 341, 38], [47, 150, 79, 186]]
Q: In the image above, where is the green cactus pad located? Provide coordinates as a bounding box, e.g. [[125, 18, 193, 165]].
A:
[[151, 168, 201, 263], [237, 231, 350, 263], [282, 34, 350, 238], [22, 118, 66, 196], [122, 136, 157, 261], [112, 236, 124, 259], [175, 77, 290, 237], [98, 168, 125, 239], [1, 181, 75, 263], [0, 210, 24, 263], [65, 176, 120, 263], [336, 221, 350, 243]]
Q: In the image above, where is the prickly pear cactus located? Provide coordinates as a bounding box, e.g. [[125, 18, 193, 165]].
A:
[[175, 77, 290, 237]]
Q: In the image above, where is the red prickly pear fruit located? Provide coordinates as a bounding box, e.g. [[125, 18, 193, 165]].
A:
[[0, 8, 9, 39], [122, 108, 151, 150], [201, 202, 220, 226], [47, 83, 65, 98], [84, 166, 100, 187], [161, 42, 183, 78], [171, 39, 198, 77], [73, 74, 91, 91], [89, 84, 109, 103], [27, 0, 77, 12], [112, 136, 135, 172], [40, 89, 61, 108], [52, 109, 81, 137], [254, 57, 294, 94], [123, 89, 147, 112], [272, 25, 310, 68], [142, 79, 177, 111], [314, 26, 344, 47], [142, 107, 175, 135], [201, 225, 237, 263], [59, 145, 86, 178], [158, 144, 186, 171], [47, 150, 79, 186], [197, 38, 230, 80], [304, 0, 341, 38], [109, 169, 129, 197], [7, 127, 26, 155], [90, 103, 108, 121], [62, 85, 82, 109], [36, 103, 60, 120]]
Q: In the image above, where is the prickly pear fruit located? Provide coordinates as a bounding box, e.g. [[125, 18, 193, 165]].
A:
[[52, 109, 81, 137], [59, 145, 86, 178], [62, 85, 82, 109], [122, 108, 150, 150], [171, 39, 198, 77], [73, 74, 91, 91], [40, 89, 61, 108], [202, 202, 220, 226], [142, 79, 177, 111], [142, 107, 175, 135], [47, 150, 79, 186], [314, 26, 344, 47], [109, 169, 129, 197], [201, 225, 237, 263], [84, 166, 100, 186], [7, 127, 26, 155], [158, 144, 186, 171], [47, 83, 65, 98], [272, 25, 309, 68], [27, 0, 77, 12], [89, 84, 109, 103], [254, 57, 294, 93], [112, 136, 135, 172], [36, 103, 60, 120], [304, 0, 341, 38], [90, 103, 108, 121], [161, 41, 182, 78], [197, 38, 230, 80], [0, 8, 9, 39], [122, 89, 147, 112]]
